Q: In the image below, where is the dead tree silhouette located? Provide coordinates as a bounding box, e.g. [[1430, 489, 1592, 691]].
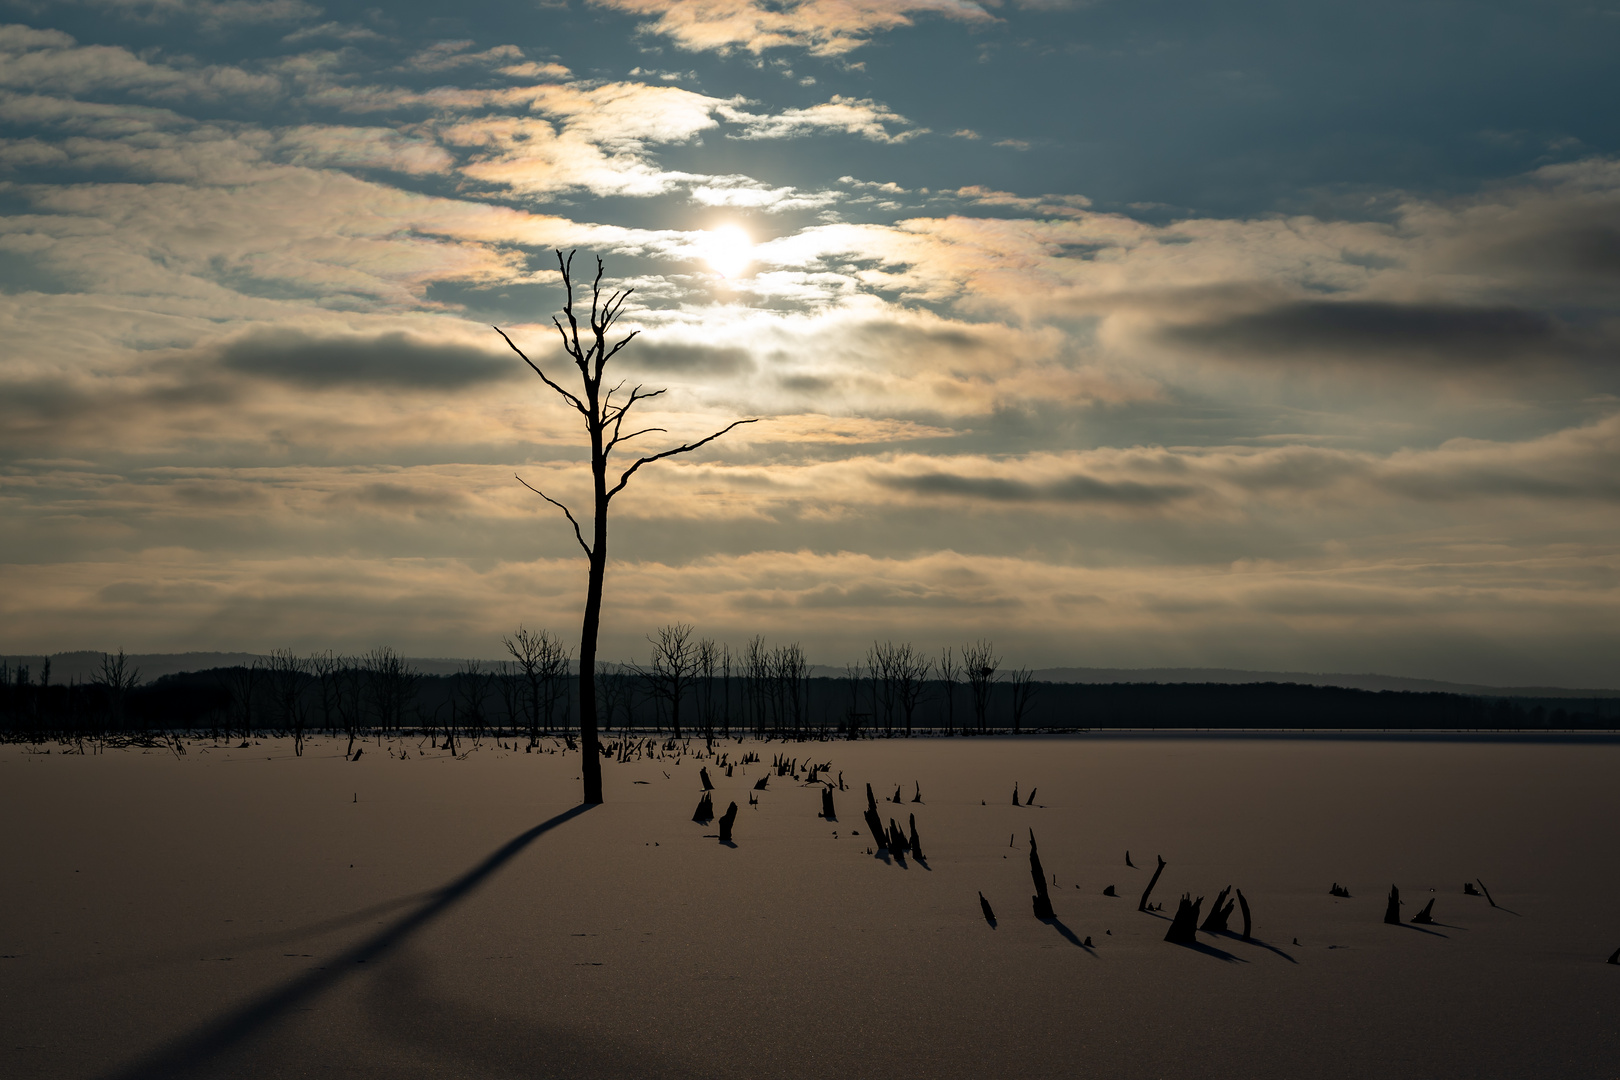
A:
[[496, 251, 757, 803]]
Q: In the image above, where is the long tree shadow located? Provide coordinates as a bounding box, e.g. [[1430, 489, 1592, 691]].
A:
[[103, 803, 594, 1080], [1393, 922, 1448, 938]]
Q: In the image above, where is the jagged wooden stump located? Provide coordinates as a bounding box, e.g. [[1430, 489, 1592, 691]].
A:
[[718, 801, 738, 844]]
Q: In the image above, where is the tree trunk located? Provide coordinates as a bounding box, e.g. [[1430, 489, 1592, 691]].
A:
[[1237, 888, 1252, 941], [908, 813, 923, 859], [718, 801, 737, 843], [1384, 885, 1402, 924], [821, 787, 836, 820], [577, 543, 606, 804]]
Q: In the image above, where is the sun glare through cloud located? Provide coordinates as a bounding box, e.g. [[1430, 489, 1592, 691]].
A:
[[699, 224, 754, 280]]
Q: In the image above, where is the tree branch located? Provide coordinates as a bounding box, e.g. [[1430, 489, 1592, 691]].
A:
[[494, 325, 588, 415], [515, 474, 592, 558], [607, 418, 759, 502]]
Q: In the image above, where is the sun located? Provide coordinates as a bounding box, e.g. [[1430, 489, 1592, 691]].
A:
[[700, 224, 753, 279]]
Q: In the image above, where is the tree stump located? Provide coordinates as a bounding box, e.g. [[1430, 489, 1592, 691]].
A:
[[1126, 851, 1135, 868], [1139, 855, 1167, 912], [1164, 894, 1202, 944], [753, 775, 768, 791], [1384, 885, 1402, 925], [1028, 829, 1055, 919], [892, 786, 903, 804], [979, 892, 997, 926], [717, 801, 738, 843], [821, 787, 837, 820], [700, 766, 714, 791], [864, 806, 888, 848], [912, 782, 922, 803], [909, 813, 923, 859], [1026, 787, 1037, 806], [1103, 885, 1117, 896], [1200, 886, 1235, 933], [1464, 882, 1480, 895], [1012, 782, 1020, 806], [1411, 898, 1436, 924], [888, 818, 909, 853], [692, 792, 714, 823], [1237, 888, 1252, 941]]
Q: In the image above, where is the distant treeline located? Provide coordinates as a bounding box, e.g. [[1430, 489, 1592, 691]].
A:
[[2, 645, 1617, 744]]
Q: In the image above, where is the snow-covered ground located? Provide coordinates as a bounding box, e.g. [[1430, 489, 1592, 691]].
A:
[[3, 733, 1616, 1079]]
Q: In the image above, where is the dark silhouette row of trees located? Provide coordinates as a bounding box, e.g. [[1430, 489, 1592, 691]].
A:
[[3, 641, 1617, 745]]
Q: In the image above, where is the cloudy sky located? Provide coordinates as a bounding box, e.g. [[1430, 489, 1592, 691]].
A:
[[2, 0, 1618, 684]]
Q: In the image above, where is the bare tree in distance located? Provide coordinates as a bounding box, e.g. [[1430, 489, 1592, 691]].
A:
[[892, 643, 932, 737], [97, 650, 141, 732], [643, 622, 698, 740], [937, 646, 961, 737], [496, 251, 758, 803], [964, 640, 1000, 734], [1008, 666, 1037, 734]]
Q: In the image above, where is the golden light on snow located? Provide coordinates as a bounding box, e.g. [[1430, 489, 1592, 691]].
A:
[[699, 224, 753, 279]]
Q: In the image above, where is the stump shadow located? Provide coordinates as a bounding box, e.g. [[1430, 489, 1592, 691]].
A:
[[1040, 917, 1095, 954]]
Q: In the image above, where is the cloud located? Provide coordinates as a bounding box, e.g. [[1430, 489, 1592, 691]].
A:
[[1161, 299, 1571, 365], [0, 23, 283, 101], [76, 0, 320, 28], [276, 125, 455, 175], [215, 328, 518, 389], [722, 96, 924, 142], [590, 0, 995, 56]]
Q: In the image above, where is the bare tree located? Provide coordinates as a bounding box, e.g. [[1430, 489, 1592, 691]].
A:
[[643, 623, 698, 739], [892, 643, 932, 737], [333, 656, 364, 757], [696, 637, 720, 747], [772, 642, 808, 739], [1008, 666, 1037, 734], [96, 650, 141, 732], [937, 645, 961, 736], [844, 659, 866, 740], [867, 641, 898, 736], [494, 660, 524, 740], [963, 639, 1000, 734], [309, 650, 340, 736], [496, 252, 757, 803], [455, 660, 496, 743], [267, 648, 309, 756], [503, 626, 568, 745]]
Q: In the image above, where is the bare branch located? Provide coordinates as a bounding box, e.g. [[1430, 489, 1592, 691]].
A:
[[494, 326, 588, 415], [605, 426, 667, 453], [515, 474, 592, 558], [607, 418, 760, 502]]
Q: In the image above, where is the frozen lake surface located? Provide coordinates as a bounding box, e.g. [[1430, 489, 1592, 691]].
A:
[[3, 732, 1616, 1079]]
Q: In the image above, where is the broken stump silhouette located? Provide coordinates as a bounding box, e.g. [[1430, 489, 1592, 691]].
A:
[[1165, 894, 1203, 944], [1139, 855, 1167, 912], [699, 766, 714, 791], [1237, 888, 1252, 941], [820, 787, 836, 820], [980, 892, 997, 926], [909, 813, 924, 860], [718, 801, 738, 844], [1384, 885, 1402, 925], [1200, 886, 1235, 933], [1028, 829, 1055, 919], [692, 792, 713, 823], [1412, 898, 1436, 924]]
